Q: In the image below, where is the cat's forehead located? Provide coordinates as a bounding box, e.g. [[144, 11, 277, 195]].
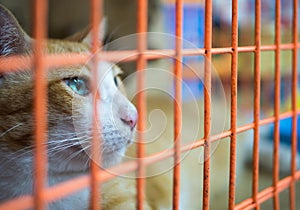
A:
[[46, 40, 89, 54], [49, 65, 90, 81], [46, 40, 122, 79], [49, 59, 119, 82]]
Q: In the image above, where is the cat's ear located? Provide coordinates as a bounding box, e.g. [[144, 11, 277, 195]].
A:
[[66, 18, 106, 46], [82, 18, 107, 46], [0, 4, 31, 56]]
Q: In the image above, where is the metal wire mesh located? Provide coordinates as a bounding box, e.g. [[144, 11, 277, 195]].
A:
[[0, 0, 299, 210]]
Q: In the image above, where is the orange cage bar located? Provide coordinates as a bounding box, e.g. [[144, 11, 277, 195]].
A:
[[272, 0, 281, 209], [0, 0, 299, 210], [89, 0, 102, 209], [203, 0, 212, 209], [136, 0, 147, 209], [290, 0, 299, 209], [173, 1, 183, 210], [32, 0, 48, 209], [228, 0, 238, 209], [252, 1, 261, 209]]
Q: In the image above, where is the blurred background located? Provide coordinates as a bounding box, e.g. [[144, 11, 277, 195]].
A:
[[0, 0, 299, 209]]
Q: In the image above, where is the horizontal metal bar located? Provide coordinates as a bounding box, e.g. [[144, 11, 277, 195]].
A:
[[235, 171, 300, 210], [1, 43, 300, 72]]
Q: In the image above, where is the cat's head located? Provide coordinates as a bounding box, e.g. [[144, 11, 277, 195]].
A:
[[0, 4, 137, 172]]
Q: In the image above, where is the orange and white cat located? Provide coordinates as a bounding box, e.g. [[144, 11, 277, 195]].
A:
[[0, 4, 142, 209], [0, 4, 253, 210]]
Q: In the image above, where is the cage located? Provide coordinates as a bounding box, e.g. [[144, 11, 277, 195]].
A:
[[0, 0, 299, 210]]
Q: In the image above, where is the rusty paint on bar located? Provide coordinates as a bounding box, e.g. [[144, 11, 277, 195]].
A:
[[32, 0, 48, 209], [228, 0, 238, 208], [290, 0, 298, 209], [136, 0, 148, 209], [203, 0, 212, 209], [89, 0, 103, 209], [172, 0, 183, 209], [252, 0, 261, 209], [272, 0, 281, 209]]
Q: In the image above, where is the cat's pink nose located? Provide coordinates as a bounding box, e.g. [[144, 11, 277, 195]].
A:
[[121, 108, 138, 130]]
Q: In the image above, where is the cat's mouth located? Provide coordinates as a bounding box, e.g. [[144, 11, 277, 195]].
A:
[[70, 144, 85, 152]]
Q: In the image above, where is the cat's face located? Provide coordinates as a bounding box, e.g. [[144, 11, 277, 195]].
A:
[[0, 5, 137, 172]]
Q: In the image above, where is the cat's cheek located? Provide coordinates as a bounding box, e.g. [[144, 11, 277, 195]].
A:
[[84, 97, 94, 124], [70, 96, 92, 137]]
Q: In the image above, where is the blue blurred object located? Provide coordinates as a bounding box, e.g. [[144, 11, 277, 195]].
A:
[[163, 3, 204, 49], [269, 116, 300, 152], [163, 3, 205, 101], [181, 78, 204, 101]]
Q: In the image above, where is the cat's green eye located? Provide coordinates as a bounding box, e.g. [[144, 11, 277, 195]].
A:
[[64, 77, 90, 96]]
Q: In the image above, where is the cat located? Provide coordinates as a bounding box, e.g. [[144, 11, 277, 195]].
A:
[[0, 4, 149, 209]]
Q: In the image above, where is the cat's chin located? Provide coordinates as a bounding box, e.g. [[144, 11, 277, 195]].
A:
[[101, 147, 127, 169]]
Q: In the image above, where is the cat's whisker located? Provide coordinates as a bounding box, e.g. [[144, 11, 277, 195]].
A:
[[47, 137, 93, 155], [48, 137, 83, 145], [47, 142, 76, 149], [63, 145, 91, 164], [48, 143, 79, 154], [50, 129, 91, 137], [48, 142, 84, 154], [5, 144, 39, 163], [84, 154, 91, 169], [0, 123, 23, 138], [47, 134, 91, 144], [5, 138, 92, 164], [8, 140, 80, 158], [8, 145, 34, 156]]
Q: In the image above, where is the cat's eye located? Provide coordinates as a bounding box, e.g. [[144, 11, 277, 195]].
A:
[[112, 65, 123, 87], [113, 76, 121, 87], [64, 77, 90, 96]]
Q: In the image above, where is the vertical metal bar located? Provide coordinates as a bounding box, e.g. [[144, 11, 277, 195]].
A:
[[90, 0, 102, 209], [33, 0, 48, 209], [173, 0, 183, 209], [228, 0, 238, 209], [273, 0, 281, 209], [203, 0, 212, 209], [252, 0, 261, 209], [136, 0, 147, 209], [290, 0, 298, 209]]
